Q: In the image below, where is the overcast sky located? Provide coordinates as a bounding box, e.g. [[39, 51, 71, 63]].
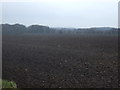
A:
[[1, 0, 119, 28]]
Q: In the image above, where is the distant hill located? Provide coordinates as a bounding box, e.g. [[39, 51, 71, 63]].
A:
[[2, 24, 26, 35], [27, 25, 49, 33], [1, 24, 118, 35], [1, 24, 51, 35]]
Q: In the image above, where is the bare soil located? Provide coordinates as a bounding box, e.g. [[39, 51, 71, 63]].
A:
[[2, 34, 118, 88]]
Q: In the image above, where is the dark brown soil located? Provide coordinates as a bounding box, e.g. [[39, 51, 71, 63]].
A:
[[2, 34, 118, 88]]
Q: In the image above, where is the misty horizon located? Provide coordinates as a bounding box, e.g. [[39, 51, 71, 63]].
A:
[[1, 23, 117, 29]]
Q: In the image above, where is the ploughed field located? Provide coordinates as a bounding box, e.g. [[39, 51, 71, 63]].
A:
[[2, 34, 118, 88]]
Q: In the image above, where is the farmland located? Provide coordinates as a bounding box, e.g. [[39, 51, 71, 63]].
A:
[[2, 34, 118, 88]]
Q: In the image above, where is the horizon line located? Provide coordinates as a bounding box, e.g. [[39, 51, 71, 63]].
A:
[[1, 23, 118, 29]]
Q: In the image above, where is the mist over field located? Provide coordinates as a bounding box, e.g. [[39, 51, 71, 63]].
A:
[[2, 23, 118, 88], [1, 0, 119, 88], [1, 24, 118, 35]]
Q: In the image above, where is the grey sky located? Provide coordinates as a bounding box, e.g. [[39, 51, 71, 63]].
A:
[[2, 0, 119, 28]]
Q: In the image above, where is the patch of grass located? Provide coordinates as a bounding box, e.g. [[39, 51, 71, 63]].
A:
[[2, 79, 17, 88]]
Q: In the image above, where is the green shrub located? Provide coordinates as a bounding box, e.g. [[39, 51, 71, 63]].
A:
[[1, 79, 17, 88]]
